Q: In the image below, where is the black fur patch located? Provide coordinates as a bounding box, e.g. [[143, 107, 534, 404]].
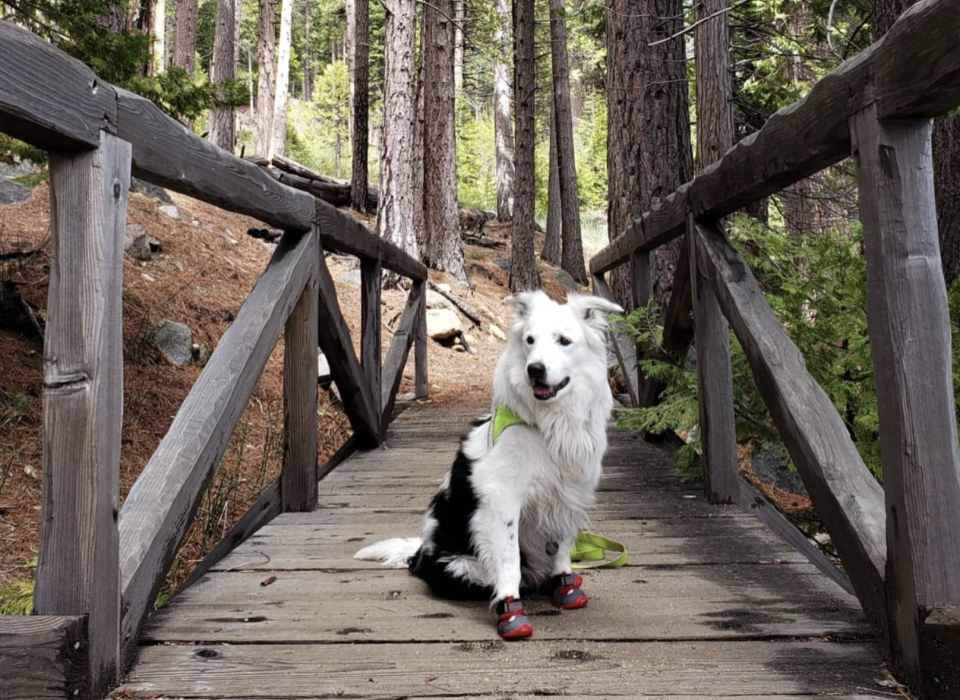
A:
[[409, 448, 491, 600]]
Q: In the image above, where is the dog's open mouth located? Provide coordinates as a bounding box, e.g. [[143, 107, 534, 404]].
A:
[[532, 377, 570, 400]]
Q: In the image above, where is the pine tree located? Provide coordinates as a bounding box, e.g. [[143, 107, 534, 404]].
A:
[[209, 0, 238, 151]]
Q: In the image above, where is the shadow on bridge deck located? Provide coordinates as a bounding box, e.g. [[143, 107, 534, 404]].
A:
[[117, 400, 883, 699]]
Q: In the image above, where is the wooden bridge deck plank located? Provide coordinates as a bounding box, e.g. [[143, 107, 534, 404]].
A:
[[123, 402, 881, 698]]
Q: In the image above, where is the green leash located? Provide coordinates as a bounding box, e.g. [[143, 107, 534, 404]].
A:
[[571, 531, 628, 569], [489, 406, 629, 570]]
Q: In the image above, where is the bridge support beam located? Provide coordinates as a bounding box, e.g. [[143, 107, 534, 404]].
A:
[[852, 105, 960, 699]]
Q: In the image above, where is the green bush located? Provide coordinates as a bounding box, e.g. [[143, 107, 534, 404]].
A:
[[616, 215, 960, 483]]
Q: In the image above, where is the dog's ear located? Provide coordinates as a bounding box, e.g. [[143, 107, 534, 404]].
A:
[[566, 293, 623, 331], [502, 290, 545, 320]]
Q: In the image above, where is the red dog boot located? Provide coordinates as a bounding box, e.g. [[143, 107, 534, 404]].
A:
[[552, 573, 588, 609], [496, 597, 534, 640]]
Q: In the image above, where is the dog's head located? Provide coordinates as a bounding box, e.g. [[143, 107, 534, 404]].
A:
[[500, 290, 622, 403]]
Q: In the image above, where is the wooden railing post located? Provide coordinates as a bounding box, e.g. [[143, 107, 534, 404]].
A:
[[360, 257, 383, 440], [33, 131, 130, 698], [851, 104, 960, 697], [415, 281, 428, 399], [688, 216, 738, 504], [281, 228, 320, 512]]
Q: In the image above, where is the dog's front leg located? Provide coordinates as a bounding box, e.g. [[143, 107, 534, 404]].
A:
[[472, 503, 533, 640], [550, 534, 589, 610]]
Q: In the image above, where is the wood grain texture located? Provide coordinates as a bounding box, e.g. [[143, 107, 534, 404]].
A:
[[919, 606, 960, 700], [282, 237, 320, 512], [414, 287, 428, 399], [315, 252, 379, 446], [360, 257, 382, 440], [117, 228, 317, 667], [0, 616, 86, 700], [693, 220, 888, 632], [589, 0, 960, 275], [851, 106, 960, 689], [381, 281, 425, 423], [115, 88, 316, 233], [123, 640, 879, 698], [689, 217, 738, 504], [34, 132, 130, 698], [592, 275, 638, 406], [0, 21, 117, 150]]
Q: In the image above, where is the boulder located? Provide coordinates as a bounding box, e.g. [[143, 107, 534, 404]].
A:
[[131, 177, 174, 204], [426, 309, 462, 340], [426, 290, 453, 311], [153, 319, 193, 366], [339, 269, 363, 288], [124, 224, 161, 260], [0, 179, 30, 206], [159, 204, 180, 220], [489, 323, 507, 341]]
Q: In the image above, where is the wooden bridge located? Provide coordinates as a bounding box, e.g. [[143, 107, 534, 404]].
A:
[[1, 0, 959, 698]]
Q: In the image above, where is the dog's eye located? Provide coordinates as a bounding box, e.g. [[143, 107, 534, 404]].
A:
[[526, 335, 534, 345], [557, 336, 572, 347]]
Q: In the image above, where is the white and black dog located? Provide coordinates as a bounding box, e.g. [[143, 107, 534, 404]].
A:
[[355, 290, 622, 639]]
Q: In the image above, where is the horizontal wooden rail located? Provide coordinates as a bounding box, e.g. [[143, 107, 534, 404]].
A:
[[692, 219, 887, 630], [0, 21, 426, 282], [589, 0, 960, 275], [0, 616, 87, 700], [116, 228, 317, 666]]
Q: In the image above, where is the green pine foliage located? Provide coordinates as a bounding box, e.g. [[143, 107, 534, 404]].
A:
[[617, 215, 960, 483]]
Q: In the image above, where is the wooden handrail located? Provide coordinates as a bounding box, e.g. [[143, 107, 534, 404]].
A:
[[589, 0, 960, 275]]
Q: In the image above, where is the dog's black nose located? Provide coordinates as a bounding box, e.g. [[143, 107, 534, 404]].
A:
[[527, 362, 546, 382]]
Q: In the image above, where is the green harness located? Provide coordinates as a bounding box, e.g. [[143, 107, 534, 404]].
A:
[[489, 405, 628, 569]]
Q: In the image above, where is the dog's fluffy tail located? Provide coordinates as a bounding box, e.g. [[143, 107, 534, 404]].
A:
[[354, 537, 421, 567]]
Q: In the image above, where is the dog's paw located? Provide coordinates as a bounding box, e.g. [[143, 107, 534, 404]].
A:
[[496, 597, 534, 640], [552, 573, 589, 609]]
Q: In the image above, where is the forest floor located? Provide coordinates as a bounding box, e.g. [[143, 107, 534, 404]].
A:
[[0, 171, 577, 596]]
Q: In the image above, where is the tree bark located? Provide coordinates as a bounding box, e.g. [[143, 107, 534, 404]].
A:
[[209, 0, 237, 152], [453, 0, 464, 95], [302, 0, 313, 101], [346, 0, 356, 144], [350, 0, 370, 212], [271, 0, 294, 157], [493, 0, 516, 222], [376, 0, 419, 261], [549, 0, 587, 285], [694, 0, 733, 172], [509, 0, 539, 291], [173, 0, 199, 73], [422, 0, 467, 283], [542, 98, 562, 265], [256, 0, 276, 158], [146, 0, 166, 75], [874, 0, 960, 284], [412, 14, 426, 249], [606, 0, 693, 312]]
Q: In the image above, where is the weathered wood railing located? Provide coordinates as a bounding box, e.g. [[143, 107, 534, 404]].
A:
[[0, 20, 428, 700], [590, 1, 960, 697]]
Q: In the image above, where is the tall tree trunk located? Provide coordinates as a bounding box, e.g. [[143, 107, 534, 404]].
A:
[[146, 0, 166, 75], [376, 0, 418, 261], [302, 0, 313, 101], [272, 0, 294, 157], [453, 0, 464, 95], [493, 0, 516, 222], [542, 98, 562, 265], [422, 0, 467, 283], [510, 0, 539, 291], [256, 0, 276, 158], [346, 0, 356, 144], [549, 0, 587, 285], [173, 0, 199, 72], [412, 15, 426, 249], [606, 0, 693, 311], [694, 0, 732, 172], [350, 0, 370, 212], [874, 0, 960, 284], [209, 0, 238, 151]]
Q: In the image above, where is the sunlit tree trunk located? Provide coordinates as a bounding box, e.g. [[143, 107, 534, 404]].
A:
[[493, 0, 515, 222], [173, 0, 198, 73], [271, 0, 294, 156], [209, 0, 237, 151], [256, 0, 276, 158]]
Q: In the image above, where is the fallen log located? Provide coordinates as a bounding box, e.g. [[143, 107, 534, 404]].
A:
[[427, 278, 483, 327]]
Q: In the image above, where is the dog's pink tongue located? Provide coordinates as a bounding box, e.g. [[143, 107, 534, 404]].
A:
[[533, 384, 553, 399]]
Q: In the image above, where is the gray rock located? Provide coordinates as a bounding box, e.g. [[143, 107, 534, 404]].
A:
[[339, 269, 363, 288], [397, 392, 417, 402], [436, 283, 452, 294], [426, 308, 462, 340], [493, 258, 511, 273], [554, 268, 582, 292], [131, 177, 173, 204], [159, 204, 180, 220], [0, 179, 30, 206], [317, 352, 331, 381], [124, 224, 161, 260], [426, 289, 453, 311], [750, 443, 808, 495], [153, 319, 193, 366], [489, 323, 507, 341], [0, 161, 39, 178]]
